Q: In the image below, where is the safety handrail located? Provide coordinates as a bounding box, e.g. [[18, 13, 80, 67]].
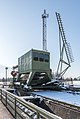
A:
[[0, 88, 62, 119]]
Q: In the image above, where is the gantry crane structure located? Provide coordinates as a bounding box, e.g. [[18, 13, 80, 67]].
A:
[[55, 12, 74, 78], [11, 11, 74, 90]]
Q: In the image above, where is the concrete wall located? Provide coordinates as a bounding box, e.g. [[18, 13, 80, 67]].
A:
[[44, 99, 80, 119]]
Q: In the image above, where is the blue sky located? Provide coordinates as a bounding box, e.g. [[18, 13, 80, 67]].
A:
[[0, 0, 80, 78]]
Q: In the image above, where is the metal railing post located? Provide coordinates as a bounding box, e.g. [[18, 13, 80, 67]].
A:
[[0, 89, 1, 100], [15, 98, 16, 119], [6, 92, 7, 107], [37, 111, 39, 119], [1, 90, 2, 102]]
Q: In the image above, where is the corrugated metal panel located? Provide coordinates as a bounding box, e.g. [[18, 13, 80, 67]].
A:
[[18, 49, 50, 73]]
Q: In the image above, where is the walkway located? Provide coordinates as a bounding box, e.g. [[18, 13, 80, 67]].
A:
[[0, 101, 14, 119]]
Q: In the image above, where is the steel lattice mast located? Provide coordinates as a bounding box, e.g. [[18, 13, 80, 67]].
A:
[[55, 12, 74, 78], [42, 10, 49, 51]]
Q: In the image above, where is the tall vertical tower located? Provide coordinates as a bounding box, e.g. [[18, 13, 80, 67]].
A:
[[42, 10, 49, 51]]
